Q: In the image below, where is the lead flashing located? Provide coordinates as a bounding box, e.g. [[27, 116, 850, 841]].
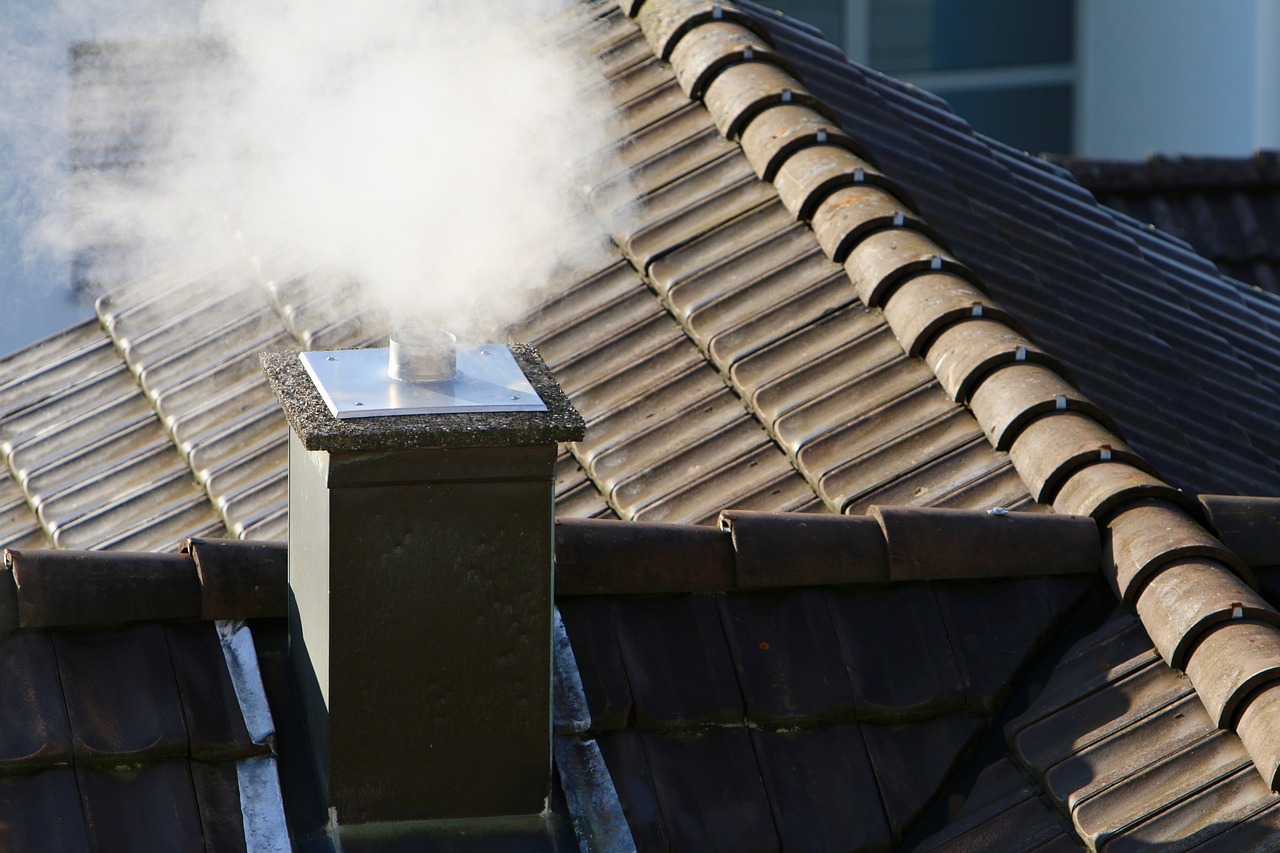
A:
[[260, 345, 583, 452]]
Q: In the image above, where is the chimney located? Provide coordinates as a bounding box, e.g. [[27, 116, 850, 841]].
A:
[[261, 336, 583, 831]]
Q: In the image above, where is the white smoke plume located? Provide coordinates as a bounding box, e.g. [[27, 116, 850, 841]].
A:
[[62, 0, 623, 342]]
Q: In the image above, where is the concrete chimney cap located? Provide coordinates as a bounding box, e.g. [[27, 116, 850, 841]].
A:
[[260, 343, 584, 452]]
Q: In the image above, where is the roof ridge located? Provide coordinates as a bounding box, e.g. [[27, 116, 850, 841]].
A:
[[0, 537, 285, 629], [623, 0, 1280, 795]]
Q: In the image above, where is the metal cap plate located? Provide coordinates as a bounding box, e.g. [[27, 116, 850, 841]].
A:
[[300, 345, 548, 419]]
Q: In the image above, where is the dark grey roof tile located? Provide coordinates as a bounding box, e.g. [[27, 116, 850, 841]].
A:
[[933, 578, 1081, 711], [215, 470, 288, 540], [862, 713, 985, 842], [843, 441, 1027, 515], [778, 362, 940, 457], [718, 589, 853, 724], [55, 624, 188, 764], [811, 186, 923, 264], [614, 77, 692, 137], [1052, 462, 1199, 522], [773, 144, 897, 221], [637, 0, 767, 61], [1044, 692, 1214, 814], [76, 761, 207, 852], [751, 724, 892, 852], [641, 727, 779, 852], [843, 223, 970, 309], [648, 199, 806, 298], [631, 449, 815, 523], [1074, 732, 1255, 851], [1013, 659, 1192, 779], [557, 597, 633, 731], [19, 420, 175, 510], [0, 321, 122, 420], [166, 622, 264, 760], [827, 584, 965, 721], [611, 594, 742, 727], [593, 730, 668, 851], [186, 405, 286, 485], [719, 510, 887, 587], [188, 760, 248, 853], [0, 767, 90, 852], [1199, 495, 1280, 569], [815, 408, 987, 511], [1237, 682, 1280, 792], [0, 631, 71, 770], [35, 451, 193, 539], [0, 371, 144, 461]]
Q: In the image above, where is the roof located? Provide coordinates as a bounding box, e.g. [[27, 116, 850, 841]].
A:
[[0, 539, 286, 851], [4, 0, 1280, 849], [1050, 151, 1280, 297]]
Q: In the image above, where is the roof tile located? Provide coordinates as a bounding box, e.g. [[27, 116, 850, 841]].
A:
[[772, 144, 895, 221], [7, 549, 200, 628], [1105, 501, 1253, 604], [1199, 495, 1280, 568], [189, 760, 249, 853], [738, 103, 862, 182], [751, 724, 891, 851], [667, 20, 778, 99], [593, 731, 667, 851], [557, 598, 633, 731], [1051, 461, 1200, 521], [1237, 682, 1280, 791], [827, 584, 965, 721], [1009, 412, 1147, 504], [76, 762, 207, 852], [55, 624, 188, 764], [719, 589, 852, 724], [0, 767, 90, 851], [882, 272, 1017, 358], [1184, 621, 1280, 729], [702, 60, 825, 140], [1073, 732, 1254, 849], [641, 727, 779, 852], [810, 186, 923, 263], [165, 622, 264, 761], [861, 713, 985, 842], [843, 227, 971, 308], [0, 632, 71, 771], [869, 505, 1098, 582], [555, 518, 734, 596], [1135, 558, 1278, 671], [1104, 766, 1278, 852], [719, 509, 887, 586], [636, 0, 764, 61], [611, 594, 743, 727], [968, 362, 1116, 452]]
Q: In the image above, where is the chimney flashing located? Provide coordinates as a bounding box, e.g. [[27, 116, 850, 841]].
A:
[[261, 342, 584, 453]]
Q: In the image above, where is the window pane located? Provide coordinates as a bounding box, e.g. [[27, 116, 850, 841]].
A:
[[871, 0, 1074, 72]]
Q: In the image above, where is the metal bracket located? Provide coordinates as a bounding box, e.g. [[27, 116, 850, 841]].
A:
[[300, 345, 547, 419]]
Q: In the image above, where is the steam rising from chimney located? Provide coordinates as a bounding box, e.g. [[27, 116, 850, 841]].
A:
[[56, 0, 623, 340]]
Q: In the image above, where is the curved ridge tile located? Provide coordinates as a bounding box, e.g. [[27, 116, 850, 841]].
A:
[[1009, 412, 1150, 504], [773, 145, 897, 221], [1136, 558, 1280, 671], [703, 60, 827, 140], [1052, 462, 1201, 521], [925, 318, 1068, 404], [810, 186, 923, 263], [668, 20, 780, 98], [1237, 684, 1280, 790], [1184, 621, 1280, 728], [881, 272, 1018, 358], [844, 228, 972, 307], [739, 104, 863, 182], [1105, 501, 1255, 605], [637, 0, 764, 60], [968, 362, 1116, 452]]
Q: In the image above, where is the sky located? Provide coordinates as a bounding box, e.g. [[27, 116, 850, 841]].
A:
[[0, 0, 202, 358]]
